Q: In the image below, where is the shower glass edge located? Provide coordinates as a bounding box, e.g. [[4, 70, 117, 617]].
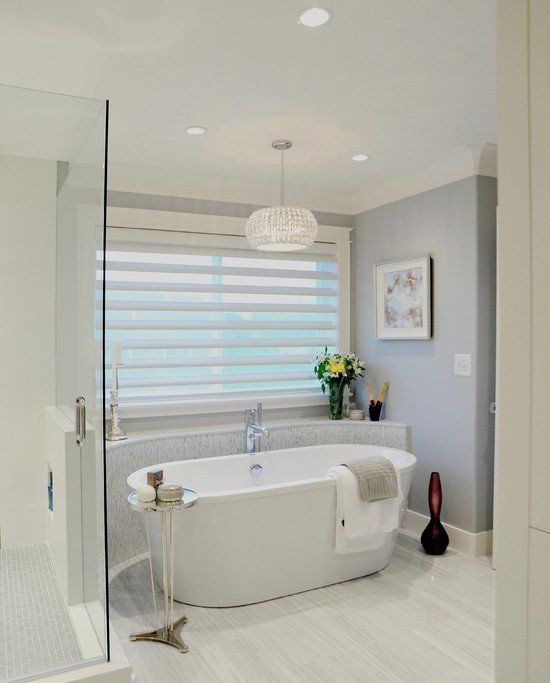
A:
[[56, 96, 111, 670]]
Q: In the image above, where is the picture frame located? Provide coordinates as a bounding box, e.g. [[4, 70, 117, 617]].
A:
[[374, 254, 432, 340]]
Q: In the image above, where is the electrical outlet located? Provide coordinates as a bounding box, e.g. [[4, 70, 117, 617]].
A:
[[454, 354, 472, 376]]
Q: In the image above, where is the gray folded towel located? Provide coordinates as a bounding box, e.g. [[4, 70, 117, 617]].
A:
[[343, 456, 398, 502]]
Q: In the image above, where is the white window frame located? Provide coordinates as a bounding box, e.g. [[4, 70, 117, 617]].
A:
[[106, 206, 352, 418]]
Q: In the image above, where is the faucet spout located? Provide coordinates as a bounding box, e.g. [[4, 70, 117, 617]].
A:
[[244, 402, 269, 453], [252, 424, 269, 438]]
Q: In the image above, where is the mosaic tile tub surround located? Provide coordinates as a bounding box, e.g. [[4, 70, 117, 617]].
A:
[[106, 419, 410, 569]]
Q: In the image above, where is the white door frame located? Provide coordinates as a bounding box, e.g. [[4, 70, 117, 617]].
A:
[[495, 1, 531, 678], [495, 0, 550, 679]]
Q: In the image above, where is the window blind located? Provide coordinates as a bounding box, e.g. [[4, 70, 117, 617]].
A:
[[102, 228, 339, 407]]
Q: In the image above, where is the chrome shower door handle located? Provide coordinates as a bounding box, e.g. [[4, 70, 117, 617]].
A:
[[75, 396, 87, 446]]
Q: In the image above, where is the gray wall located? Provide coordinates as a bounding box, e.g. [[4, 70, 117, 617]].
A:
[[351, 176, 497, 533], [108, 190, 353, 228]]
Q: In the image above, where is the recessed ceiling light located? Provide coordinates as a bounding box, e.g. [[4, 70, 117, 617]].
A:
[[297, 7, 332, 27], [186, 126, 206, 135], [352, 154, 369, 162]]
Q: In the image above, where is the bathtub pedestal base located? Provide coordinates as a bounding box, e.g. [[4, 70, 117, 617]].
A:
[[130, 615, 189, 653]]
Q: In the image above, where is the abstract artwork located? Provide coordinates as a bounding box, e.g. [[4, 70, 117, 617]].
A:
[[374, 255, 432, 339]]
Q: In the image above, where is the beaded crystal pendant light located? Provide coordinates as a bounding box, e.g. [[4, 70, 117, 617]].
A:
[[246, 140, 318, 251]]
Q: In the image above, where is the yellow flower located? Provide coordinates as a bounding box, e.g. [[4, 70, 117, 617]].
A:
[[328, 360, 345, 374]]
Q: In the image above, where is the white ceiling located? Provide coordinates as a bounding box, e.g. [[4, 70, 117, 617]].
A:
[[0, 85, 105, 163], [0, 0, 496, 213]]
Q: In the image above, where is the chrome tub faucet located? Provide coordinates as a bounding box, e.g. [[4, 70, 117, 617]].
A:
[[245, 402, 269, 454]]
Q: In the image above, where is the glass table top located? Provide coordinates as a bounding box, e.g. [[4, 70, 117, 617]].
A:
[[127, 488, 198, 513]]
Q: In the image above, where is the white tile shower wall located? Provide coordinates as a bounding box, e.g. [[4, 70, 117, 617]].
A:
[[44, 407, 86, 605], [106, 420, 409, 568], [0, 155, 57, 548]]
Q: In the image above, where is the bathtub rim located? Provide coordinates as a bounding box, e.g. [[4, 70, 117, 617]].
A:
[[127, 444, 416, 505]]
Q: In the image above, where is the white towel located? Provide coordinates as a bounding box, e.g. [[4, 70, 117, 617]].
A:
[[343, 456, 398, 502], [328, 465, 405, 554]]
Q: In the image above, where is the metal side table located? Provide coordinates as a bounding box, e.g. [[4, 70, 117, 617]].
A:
[[127, 489, 198, 653]]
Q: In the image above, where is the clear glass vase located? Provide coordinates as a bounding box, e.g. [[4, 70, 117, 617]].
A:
[[328, 382, 345, 420]]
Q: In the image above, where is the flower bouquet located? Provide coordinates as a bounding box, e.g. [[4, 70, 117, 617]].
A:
[[314, 349, 366, 419]]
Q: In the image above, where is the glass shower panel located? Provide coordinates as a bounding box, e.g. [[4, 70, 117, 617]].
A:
[[57, 103, 110, 660], [0, 84, 109, 681]]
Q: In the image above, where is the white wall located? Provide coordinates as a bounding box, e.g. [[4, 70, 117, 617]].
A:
[[495, 0, 550, 679], [0, 154, 57, 546]]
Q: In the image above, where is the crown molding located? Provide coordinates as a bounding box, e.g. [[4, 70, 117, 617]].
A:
[[108, 144, 497, 219], [470, 142, 497, 177], [349, 143, 497, 215]]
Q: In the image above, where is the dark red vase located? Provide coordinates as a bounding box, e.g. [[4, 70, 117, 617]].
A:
[[420, 472, 449, 555]]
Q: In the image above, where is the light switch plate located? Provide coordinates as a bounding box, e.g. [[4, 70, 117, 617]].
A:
[[454, 354, 472, 376]]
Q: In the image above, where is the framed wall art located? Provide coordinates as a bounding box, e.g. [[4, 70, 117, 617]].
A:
[[374, 254, 432, 340]]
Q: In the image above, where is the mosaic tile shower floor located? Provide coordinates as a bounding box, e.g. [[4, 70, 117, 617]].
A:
[[0, 543, 82, 681]]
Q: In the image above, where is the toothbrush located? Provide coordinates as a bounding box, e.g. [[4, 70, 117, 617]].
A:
[[366, 380, 376, 406], [376, 380, 389, 405]]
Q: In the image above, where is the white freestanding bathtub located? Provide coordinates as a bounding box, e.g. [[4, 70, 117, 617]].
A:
[[128, 443, 416, 607]]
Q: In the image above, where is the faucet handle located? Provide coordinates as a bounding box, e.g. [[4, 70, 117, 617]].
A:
[[256, 402, 263, 423]]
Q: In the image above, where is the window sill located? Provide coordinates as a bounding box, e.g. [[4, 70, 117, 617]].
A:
[[116, 392, 329, 419]]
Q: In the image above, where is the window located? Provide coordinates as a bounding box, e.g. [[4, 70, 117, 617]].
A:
[[103, 219, 349, 415]]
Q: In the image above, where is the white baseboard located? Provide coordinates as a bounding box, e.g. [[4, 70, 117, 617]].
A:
[[402, 509, 493, 557]]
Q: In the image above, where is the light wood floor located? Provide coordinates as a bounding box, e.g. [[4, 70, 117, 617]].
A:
[[109, 534, 494, 682]]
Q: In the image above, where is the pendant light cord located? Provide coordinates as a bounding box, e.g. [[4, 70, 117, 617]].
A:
[[280, 149, 286, 206]]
